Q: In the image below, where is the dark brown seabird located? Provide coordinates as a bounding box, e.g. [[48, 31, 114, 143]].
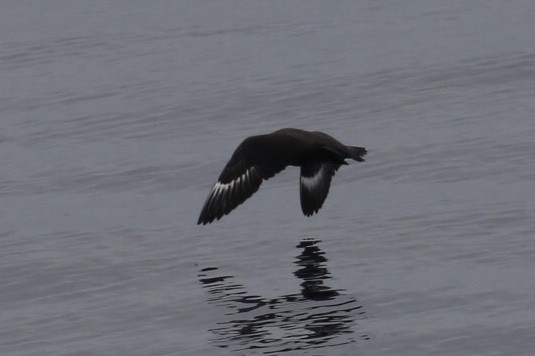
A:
[[197, 128, 367, 225]]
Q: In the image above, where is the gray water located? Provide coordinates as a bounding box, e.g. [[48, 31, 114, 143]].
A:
[[1, 1, 535, 355]]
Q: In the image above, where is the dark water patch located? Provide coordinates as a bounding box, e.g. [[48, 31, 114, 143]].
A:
[[0, 35, 127, 71], [199, 238, 368, 354]]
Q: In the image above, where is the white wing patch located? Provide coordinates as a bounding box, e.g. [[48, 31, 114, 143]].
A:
[[300, 165, 325, 190], [212, 168, 252, 195]]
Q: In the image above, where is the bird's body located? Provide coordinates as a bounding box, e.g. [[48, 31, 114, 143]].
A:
[[197, 128, 366, 224]]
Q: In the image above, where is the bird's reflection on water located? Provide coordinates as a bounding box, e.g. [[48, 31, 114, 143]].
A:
[[198, 238, 368, 354]]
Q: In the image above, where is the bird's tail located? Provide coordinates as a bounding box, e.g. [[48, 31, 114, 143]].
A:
[[349, 146, 367, 162]]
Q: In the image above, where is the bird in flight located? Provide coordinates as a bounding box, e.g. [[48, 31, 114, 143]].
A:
[[197, 128, 367, 225]]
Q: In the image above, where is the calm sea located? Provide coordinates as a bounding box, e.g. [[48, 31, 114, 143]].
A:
[[1, 1, 534, 355]]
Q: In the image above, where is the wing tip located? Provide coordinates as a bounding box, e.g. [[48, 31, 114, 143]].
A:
[[303, 210, 317, 217], [197, 209, 211, 225], [197, 216, 209, 225]]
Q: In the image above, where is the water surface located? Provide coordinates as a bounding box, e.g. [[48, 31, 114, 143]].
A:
[[1, 1, 535, 355]]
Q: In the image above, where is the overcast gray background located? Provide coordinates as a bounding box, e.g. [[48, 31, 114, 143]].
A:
[[1, 1, 535, 355]]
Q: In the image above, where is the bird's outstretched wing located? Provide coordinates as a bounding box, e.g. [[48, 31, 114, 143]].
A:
[[197, 136, 289, 225], [299, 163, 340, 216]]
